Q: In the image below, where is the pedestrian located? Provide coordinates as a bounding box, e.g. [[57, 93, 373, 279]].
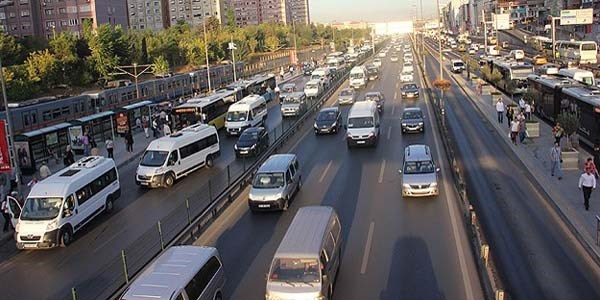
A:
[[517, 111, 526, 122], [510, 118, 519, 145], [519, 97, 526, 111], [584, 157, 599, 178], [163, 123, 172, 136], [495, 99, 505, 123], [39, 161, 51, 179], [518, 119, 527, 144], [552, 123, 564, 145], [152, 119, 159, 138], [142, 117, 149, 138], [569, 131, 580, 150], [90, 136, 99, 156], [125, 130, 134, 153], [82, 131, 90, 156], [136, 117, 142, 130], [27, 176, 38, 187], [506, 106, 514, 128], [550, 142, 563, 180], [280, 66, 285, 80], [274, 85, 281, 103], [1, 196, 12, 232], [63, 145, 75, 166], [105, 137, 114, 159], [578, 169, 596, 210], [524, 102, 532, 120]]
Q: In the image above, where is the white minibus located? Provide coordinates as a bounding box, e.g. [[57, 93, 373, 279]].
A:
[[225, 94, 268, 136]]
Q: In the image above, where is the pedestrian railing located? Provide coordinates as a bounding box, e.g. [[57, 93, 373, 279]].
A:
[[62, 45, 382, 300], [413, 38, 509, 300]]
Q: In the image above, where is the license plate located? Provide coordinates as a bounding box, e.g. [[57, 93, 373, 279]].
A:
[[140, 182, 148, 186], [240, 151, 248, 154], [357, 141, 366, 144], [258, 204, 270, 208], [23, 243, 37, 248], [408, 93, 414, 97]]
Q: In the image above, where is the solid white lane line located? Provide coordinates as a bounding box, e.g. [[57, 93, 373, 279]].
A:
[[318, 160, 333, 183], [396, 82, 399, 89], [360, 221, 375, 274], [394, 91, 398, 100], [387, 125, 392, 140], [378, 159, 386, 184]]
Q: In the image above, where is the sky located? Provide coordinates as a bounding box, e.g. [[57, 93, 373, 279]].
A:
[[309, 0, 444, 23]]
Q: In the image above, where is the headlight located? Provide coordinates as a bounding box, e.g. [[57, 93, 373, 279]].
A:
[[430, 182, 438, 187], [367, 132, 375, 138], [46, 219, 58, 231], [234, 144, 238, 150], [403, 183, 411, 189], [418, 122, 424, 126], [401, 123, 407, 126], [15, 222, 20, 233], [402, 92, 406, 95]]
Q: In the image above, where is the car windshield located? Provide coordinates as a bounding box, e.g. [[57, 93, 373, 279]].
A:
[[253, 172, 285, 189], [305, 83, 318, 89], [582, 77, 594, 85], [239, 131, 259, 142], [403, 111, 422, 119], [311, 75, 321, 81], [348, 117, 374, 128], [227, 110, 248, 122], [269, 258, 321, 284], [402, 84, 417, 90], [317, 111, 338, 121], [340, 89, 353, 96], [404, 160, 435, 174], [284, 96, 303, 104], [21, 197, 63, 220], [350, 72, 364, 79], [140, 150, 169, 167], [454, 62, 464, 67]]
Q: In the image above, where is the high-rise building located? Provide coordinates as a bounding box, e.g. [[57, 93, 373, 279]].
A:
[[127, 0, 168, 31], [166, 0, 225, 27], [225, 0, 290, 26], [286, 0, 309, 25], [0, 0, 42, 39]]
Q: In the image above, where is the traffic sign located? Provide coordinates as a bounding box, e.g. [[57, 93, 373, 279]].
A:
[[492, 13, 510, 30], [560, 8, 593, 25]]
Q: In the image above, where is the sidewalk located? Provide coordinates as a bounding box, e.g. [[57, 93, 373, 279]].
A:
[[449, 71, 600, 262]]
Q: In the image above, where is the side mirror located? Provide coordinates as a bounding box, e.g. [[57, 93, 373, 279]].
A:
[[322, 274, 328, 282], [436, 168, 441, 172], [398, 170, 402, 174], [63, 209, 72, 218]]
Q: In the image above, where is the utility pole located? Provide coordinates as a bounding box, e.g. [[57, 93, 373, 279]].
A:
[[419, 0, 425, 70], [436, 0, 443, 80], [551, 16, 558, 63], [229, 36, 237, 82], [292, 19, 298, 65], [483, 9, 488, 55], [203, 20, 212, 93], [110, 64, 154, 100]]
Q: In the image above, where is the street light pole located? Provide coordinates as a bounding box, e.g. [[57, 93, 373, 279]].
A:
[[436, 0, 443, 80], [551, 16, 557, 63], [292, 20, 298, 65], [483, 9, 488, 55], [230, 36, 237, 82], [203, 21, 212, 93], [0, 56, 22, 195]]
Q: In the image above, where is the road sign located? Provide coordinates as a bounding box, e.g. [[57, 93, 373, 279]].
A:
[[560, 8, 593, 25], [492, 14, 510, 30]]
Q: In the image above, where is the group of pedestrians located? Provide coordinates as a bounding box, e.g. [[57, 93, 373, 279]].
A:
[[495, 98, 529, 145]]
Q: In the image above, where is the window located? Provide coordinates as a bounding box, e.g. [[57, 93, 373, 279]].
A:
[[184, 257, 221, 300], [76, 185, 92, 205], [324, 233, 335, 259], [45, 9, 54, 15], [332, 217, 341, 241], [21, 10, 30, 17], [179, 134, 217, 159]]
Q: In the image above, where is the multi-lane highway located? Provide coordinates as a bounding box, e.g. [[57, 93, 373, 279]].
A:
[[0, 74, 313, 299], [422, 37, 600, 299], [192, 48, 485, 299]]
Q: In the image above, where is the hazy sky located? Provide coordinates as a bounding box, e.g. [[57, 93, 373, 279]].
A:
[[309, 0, 444, 23]]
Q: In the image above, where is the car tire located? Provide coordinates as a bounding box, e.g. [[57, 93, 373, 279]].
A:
[[206, 155, 214, 168], [105, 196, 114, 214], [164, 173, 175, 188], [60, 227, 73, 247], [282, 198, 289, 211]]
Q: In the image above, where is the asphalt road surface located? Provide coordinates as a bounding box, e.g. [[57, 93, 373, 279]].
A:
[[193, 48, 485, 300]]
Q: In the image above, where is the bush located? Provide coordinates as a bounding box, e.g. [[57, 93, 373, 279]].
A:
[[556, 112, 579, 150]]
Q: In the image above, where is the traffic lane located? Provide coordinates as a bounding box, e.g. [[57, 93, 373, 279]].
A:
[[424, 52, 600, 299], [0, 73, 316, 299]]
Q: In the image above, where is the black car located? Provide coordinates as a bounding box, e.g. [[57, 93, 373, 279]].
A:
[[314, 107, 342, 134], [401, 107, 425, 134], [234, 127, 269, 157], [401, 83, 420, 99], [303, 64, 314, 76], [364, 91, 385, 112]]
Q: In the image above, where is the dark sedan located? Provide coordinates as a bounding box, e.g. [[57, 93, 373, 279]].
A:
[[234, 127, 269, 157], [314, 107, 342, 134], [401, 83, 420, 99]]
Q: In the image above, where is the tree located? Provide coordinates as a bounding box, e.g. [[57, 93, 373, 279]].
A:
[[152, 55, 170, 75], [0, 31, 25, 66], [264, 33, 281, 52], [179, 35, 207, 67], [26, 49, 60, 88], [86, 24, 126, 78], [556, 112, 579, 150]]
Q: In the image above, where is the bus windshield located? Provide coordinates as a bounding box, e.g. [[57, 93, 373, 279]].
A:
[[140, 150, 169, 167], [21, 197, 63, 220], [227, 110, 248, 122]]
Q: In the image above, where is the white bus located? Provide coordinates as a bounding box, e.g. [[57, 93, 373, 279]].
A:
[[556, 40, 598, 65], [225, 94, 268, 136], [13, 156, 120, 249], [136, 123, 220, 188]]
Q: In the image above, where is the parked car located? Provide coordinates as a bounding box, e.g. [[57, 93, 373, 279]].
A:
[[235, 127, 269, 157], [314, 107, 342, 134]]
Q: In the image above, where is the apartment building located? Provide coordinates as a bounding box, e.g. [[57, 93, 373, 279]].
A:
[[286, 0, 309, 25], [166, 0, 225, 27], [0, 0, 42, 38], [127, 0, 168, 31], [225, 0, 289, 26]]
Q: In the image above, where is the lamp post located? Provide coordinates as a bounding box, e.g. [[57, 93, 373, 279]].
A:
[[203, 20, 212, 93], [436, 0, 443, 81], [0, 0, 21, 195], [550, 16, 558, 63], [228, 37, 237, 82]]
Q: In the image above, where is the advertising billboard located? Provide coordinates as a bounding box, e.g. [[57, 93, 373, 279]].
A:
[[560, 9, 593, 25], [0, 120, 12, 173], [492, 13, 510, 30]]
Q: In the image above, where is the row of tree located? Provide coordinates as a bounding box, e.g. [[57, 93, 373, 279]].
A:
[[0, 19, 371, 102]]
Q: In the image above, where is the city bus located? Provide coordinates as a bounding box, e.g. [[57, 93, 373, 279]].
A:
[[531, 36, 553, 57], [226, 74, 277, 102], [556, 40, 598, 65], [172, 88, 242, 129], [491, 59, 535, 94]]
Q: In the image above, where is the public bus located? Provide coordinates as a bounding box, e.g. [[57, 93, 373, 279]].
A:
[[491, 59, 535, 94], [171, 88, 242, 129], [556, 40, 598, 65], [531, 36, 553, 57], [226, 74, 277, 102]]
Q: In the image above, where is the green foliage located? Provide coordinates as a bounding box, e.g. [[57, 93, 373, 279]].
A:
[[556, 112, 579, 136], [264, 33, 282, 52], [86, 24, 127, 78], [26, 49, 59, 88], [523, 90, 536, 104], [152, 55, 170, 75], [0, 31, 25, 66]]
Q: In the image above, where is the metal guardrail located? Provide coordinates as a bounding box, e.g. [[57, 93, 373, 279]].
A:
[[412, 36, 509, 300], [63, 45, 381, 300]]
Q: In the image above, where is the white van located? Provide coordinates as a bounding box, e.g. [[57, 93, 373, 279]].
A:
[[120, 246, 225, 300], [266, 206, 342, 300], [509, 49, 525, 60], [557, 68, 596, 86], [311, 68, 331, 88], [345, 101, 380, 148], [225, 94, 268, 136], [14, 156, 120, 249], [136, 124, 220, 188], [304, 79, 323, 98], [487, 45, 500, 56], [349, 66, 367, 89]]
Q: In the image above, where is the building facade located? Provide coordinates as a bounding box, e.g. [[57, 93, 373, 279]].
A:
[[226, 0, 310, 26], [0, 0, 42, 38], [166, 0, 225, 27], [127, 0, 167, 31], [286, 0, 308, 25]]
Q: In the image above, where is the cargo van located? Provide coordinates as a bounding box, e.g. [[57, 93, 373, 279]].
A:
[[248, 154, 301, 212], [136, 124, 220, 188], [345, 101, 380, 148], [14, 156, 120, 249], [120, 246, 225, 300], [349, 66, 367, 89], [225, 94, 268, 136], [266, 206, 342, 300]]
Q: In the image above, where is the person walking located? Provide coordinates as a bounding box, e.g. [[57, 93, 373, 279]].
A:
[[280, 66, 285, 80], [519, 97, 526, 111], [125, 130, 134, 153], [495, 99, 505, 123], [550, 142, 563, 180], [510, 118, 519, 145], [569, 131, 580, 150], [518, 119, 527, 144], [1, 196, 12, 232], [584, 157, 599, 179], [39, 161, 51, 179], [152, 119, 159, 138], [136, 117, 142, 130], [524, 102, 532, 120], [506, 106, 514, 129], [142, 117, 149, 138], [552, 123, 564, 145], [163, 123, 172, 136], [105, 137, 114, 159], [82, 131, 90, 156], [578, 169, 597, 210], [63, 145, 75, 166]]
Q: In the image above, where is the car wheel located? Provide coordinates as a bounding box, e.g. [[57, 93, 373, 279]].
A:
[[206, 155, 214, 168], [282, 198, 289, 211], [105, 196, 114, 214], [164, 173, 175, 188], [60, 227, 73, 247]]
